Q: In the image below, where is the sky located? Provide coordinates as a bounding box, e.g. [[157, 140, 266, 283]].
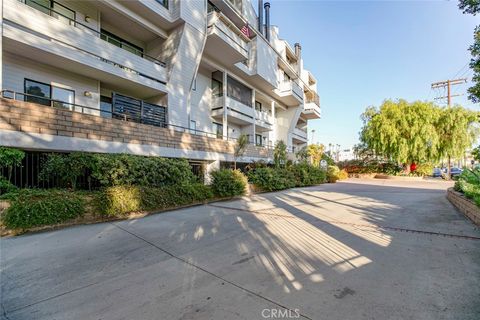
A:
[[264, 0, 479, 150]]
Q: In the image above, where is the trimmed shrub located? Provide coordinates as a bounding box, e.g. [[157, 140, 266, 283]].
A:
[[91, 154, 196, 187], [327, 165, 341, 183], [0, 147, 25, 181], [97, 184, 213, 216], [2, 189, 85, 229], [247, 167, 296, 191], [337, 169, 349, 180], [40, 152, 94, 189], [290, 164, 326, 187], [210, 169, 247, 197], [455, 169, 480, 207], [0, 176, 17, 195]]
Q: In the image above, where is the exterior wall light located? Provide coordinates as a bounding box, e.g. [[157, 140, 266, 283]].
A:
[[84, 91, 92, 97], [84, 16, 91, 23]]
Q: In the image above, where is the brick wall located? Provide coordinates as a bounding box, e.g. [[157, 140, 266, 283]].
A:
[[447, 188, 480, 226], [0, 98, 274, 160]]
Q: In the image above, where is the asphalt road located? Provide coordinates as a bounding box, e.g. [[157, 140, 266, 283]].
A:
[[1, 179, 480, 320]]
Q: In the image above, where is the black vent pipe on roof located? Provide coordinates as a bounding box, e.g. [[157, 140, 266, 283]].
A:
[[258, 0, 263, 35], [264, 2, 270, 41]]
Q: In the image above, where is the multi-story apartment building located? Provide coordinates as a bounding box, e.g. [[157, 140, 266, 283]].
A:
[[0, 0, 320, 178]]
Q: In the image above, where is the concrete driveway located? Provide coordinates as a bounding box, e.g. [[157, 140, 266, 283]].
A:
[[1, 179, 480, 320]]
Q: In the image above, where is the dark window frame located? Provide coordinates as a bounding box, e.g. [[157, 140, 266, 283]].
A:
[[100, 29, 144, 57], [24, 78, 76, 109]]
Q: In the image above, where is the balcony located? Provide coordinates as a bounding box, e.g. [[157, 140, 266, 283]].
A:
[[3, 0, 167, 95], [211, 96, 254, 126], [275, 80, 304, 106], [292, 127, 308, 144], [303, 91, 321, 119], [255, 110, 273, 132], [205, 11, 249, 66]]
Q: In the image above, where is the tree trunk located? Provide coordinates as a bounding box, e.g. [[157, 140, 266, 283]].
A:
[[447, 155, 451, 180], [233, 160, 236, 170]]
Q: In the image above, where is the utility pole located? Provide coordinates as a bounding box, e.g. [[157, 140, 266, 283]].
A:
[[431, 78, 467, 106], [430, 78, 467, 179]]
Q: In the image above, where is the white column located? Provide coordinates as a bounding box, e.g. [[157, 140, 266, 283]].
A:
[[251, 90, 256, 145], [271, 100, 276, 146], [222, 70, 228, 139]]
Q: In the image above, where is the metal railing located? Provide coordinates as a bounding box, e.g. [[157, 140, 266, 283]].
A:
[[2, 90, 233, 142], [18, 0, 166, 67], [305, 91, 320, 107]]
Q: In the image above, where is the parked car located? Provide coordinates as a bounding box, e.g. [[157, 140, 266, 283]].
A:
[[441, 167, 463, 179], [432, 168, 443, 177]]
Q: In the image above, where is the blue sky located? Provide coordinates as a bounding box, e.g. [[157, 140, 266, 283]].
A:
[[266, 0, 479, 150]]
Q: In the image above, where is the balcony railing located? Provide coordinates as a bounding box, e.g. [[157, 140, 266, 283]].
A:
[[1, 89, 261, 144], [305, 91, 320, 107], [18, 0, 166, 67]]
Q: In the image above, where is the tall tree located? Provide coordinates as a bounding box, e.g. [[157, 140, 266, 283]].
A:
[[273, 140, 287, 168], [360, 100, 440, 168], [437, 106, 479, 178], [459, 0, 480, 103], [233, 134, 249, 170], [307, 144, 325, 167]]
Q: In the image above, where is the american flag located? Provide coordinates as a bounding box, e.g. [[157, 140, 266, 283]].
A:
[[241, 23, 251, 38]]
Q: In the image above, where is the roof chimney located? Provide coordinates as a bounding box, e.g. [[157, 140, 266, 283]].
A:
[[258, 0, 263, 35], [264, 2, 270, 42], [294, 43, 301, 59]]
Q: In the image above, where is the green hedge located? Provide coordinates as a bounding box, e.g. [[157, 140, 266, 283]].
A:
[[97, 184, 214, 216], [247, 164, 326, 192], [39, 152, 197, 189], [2, 189, 85, 229], [210, 169, 247, 197]]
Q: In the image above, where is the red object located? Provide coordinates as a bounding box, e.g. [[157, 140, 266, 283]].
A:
[[410, 163, 417, 172], [241, 24, 251, 38]]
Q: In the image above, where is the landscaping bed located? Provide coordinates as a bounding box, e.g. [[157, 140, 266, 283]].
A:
[[0, 148, 347, 236], [447, 188, 480, 226]]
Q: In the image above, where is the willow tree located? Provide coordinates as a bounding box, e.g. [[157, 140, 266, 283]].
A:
[[437, 106, 479, 178], [360, 100, 440, 169]]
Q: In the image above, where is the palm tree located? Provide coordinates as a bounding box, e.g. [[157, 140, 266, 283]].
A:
[[233, 134, 249, 170]]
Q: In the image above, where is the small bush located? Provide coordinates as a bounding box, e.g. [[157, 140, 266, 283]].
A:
[[247, 167, 296, 191], [327, 165, 341, 183], [411, 163, 434, 177], [290, 164, 326, 187], [97, 184, 213, 216], [2, 189, 85, 229], [210, 169, 247, 197], [0, 176, 17, 195], [337, 169, 349, 180]]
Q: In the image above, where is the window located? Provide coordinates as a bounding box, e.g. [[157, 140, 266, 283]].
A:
[[25, 0, 75, 25], [100, 29, 144, 57], [212, 79, 223, 97], [189, 120, 197, 134], [213, 122, 223, 139], [255, 101, 262, 112], [155, 0, 168, 9], [24, 79, 75, 109], [227, 76, 252, 107], [100, 96, 112, 118], [52, 86, 75, 110], [255, 134, 263, 146], [24, 79, 51, 106]]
